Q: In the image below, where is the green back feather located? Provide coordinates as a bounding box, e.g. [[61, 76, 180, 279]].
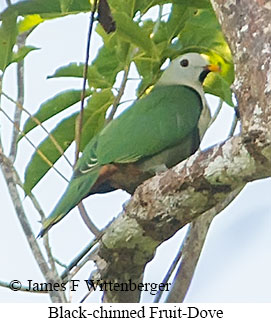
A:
[[96, 85, 202, 164]]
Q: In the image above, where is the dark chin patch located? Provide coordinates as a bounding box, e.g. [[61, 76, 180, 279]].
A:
[[199, 70, 210, 83]]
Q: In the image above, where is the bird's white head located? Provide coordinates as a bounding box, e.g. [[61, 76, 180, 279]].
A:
[[158, 52, 220, 95]]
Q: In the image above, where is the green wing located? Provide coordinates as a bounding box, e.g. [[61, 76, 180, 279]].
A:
[[96, 85, 202, 165]]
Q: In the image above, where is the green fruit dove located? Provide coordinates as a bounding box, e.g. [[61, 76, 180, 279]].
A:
[[38, 52, 220, 237]]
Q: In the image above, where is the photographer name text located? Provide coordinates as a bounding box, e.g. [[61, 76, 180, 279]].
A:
[[10, 279, 171, 296]]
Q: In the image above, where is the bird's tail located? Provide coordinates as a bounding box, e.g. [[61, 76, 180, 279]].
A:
[[38, 166, 101, 237]]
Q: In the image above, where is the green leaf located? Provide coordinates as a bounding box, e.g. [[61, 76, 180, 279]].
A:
[[60, 0, 75, 13], [87, 65, 114, 89], [88, 43, 124, 88], [20, 88, 92, 139], [80, 89, 115, 149], [177, 9, 231, 59], [24, 113, 77, 194], [10, 45, 39, 64], [23, 89, 114, 192], [153, 4, 193, 45], [0, 11, 17, 72], [204, 73, 234, 107], [133, 5, 196, 95], [113, 11, 158, 58], [1, 0, 91, 19], [48, 62, 84, 78]]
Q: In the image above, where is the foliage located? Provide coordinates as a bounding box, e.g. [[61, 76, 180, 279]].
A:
[[0, 0, 234, 193]]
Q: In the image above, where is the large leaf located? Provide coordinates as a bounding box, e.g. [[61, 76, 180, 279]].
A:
[[88, 42, 124, 88], [138, 0, 211, 11], [204, 73, 233, 106], [0, 11, 17, 72], [20, 88, 92, 139], [113, 11, 159, 59], [132, 0, 211, 15], [24, 113, 77, 194], [80, 88, 115, 149], [134, 5, 196, 95], [1, 0, 91, 19], [48, 62, 84, 78], [24, 89, 114, 192]]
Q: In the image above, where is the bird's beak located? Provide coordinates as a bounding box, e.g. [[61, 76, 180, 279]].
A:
[[205, 64, 221, 73]]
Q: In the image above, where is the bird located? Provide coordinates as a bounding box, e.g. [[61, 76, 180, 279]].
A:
[[38, 52, 220, 237]]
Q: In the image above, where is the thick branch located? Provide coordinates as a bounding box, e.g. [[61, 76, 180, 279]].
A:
[[96, 133, 271, 302], [211, 0, 271, 142], [94, 1, 271, 302]]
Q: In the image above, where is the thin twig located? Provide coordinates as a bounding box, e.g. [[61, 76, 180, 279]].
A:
[[1, 91, 73, 168], [165, 186, 243, 303], [0, 107, 69, 183], [105, 65, 130, 124], [78, 202, 100, 236], [67, 249, 94, 281], [228, 113, 238, 138], [153, 224, 191, 303], [0, 148, 67, 302], [27, 191, 59, 276], [0, 280, 48, 294], [74, 0, 100, 237], [9, 33, 26, 162], [5, 0, 12, 6], [54, 258, 68, 269], [2, 158, 59, 276], [5, 32, 58, 276], [75, 0, 98, 163], [208, 98, 223, 127], [61, 236, 101, 283], [80, 283, 95, 303]]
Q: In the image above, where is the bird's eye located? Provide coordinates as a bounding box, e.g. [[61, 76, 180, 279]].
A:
[[180, 59, 189, 67]]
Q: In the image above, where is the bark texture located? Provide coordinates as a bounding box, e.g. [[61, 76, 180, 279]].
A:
[[94, 1, 271, 302]]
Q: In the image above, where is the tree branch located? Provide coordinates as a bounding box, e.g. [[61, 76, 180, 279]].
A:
[[0, 148, 67, 302], [153, 224, 190, 303], [165, 186, 243, 303], [9, 33, 26, 162], [93, 0, 271, 303]]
